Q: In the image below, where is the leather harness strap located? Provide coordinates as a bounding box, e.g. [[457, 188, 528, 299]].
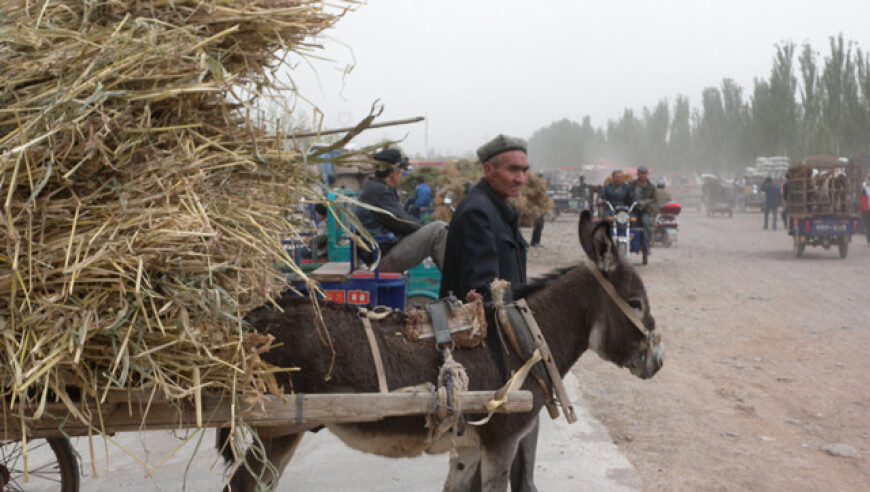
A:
[[512, 299, 578, 423], [496, 298, 578, 423], [359, 309, 389, 393], [583, 259, 652, 341], [425, 299, 454, 351], [501, 304, 558, 419]]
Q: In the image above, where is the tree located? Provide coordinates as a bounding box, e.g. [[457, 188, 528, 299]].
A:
[[642, 99, 670, 172], [668, 95, 693, 173], [695, 86, 728, 173], [798, 43, 824, 157]]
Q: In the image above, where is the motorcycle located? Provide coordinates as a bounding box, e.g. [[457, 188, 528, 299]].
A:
[[602, 201, 647, 265], [653, 202, 682, 247]]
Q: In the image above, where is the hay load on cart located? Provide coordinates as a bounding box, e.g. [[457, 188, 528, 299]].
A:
[[0, 0, 358, 419]]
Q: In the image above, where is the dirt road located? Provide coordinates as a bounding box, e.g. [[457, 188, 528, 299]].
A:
[[529, 209, 870, 491]]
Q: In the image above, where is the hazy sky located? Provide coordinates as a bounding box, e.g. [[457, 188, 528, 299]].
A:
[[288, 0, 870, 158]]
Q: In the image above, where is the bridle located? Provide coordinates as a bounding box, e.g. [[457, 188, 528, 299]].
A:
[[582, 258, 658, 348]]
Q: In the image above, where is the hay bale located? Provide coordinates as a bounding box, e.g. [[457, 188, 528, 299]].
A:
[[510, 172, 552, 226], [0, 1, 356, 420]]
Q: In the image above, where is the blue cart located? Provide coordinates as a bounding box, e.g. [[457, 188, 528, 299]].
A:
[[789, 215, 859, 258]]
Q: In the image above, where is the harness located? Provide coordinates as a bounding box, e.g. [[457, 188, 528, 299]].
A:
[[355, 260, 658, 434], [582, 258, 657, 349], [495, 297, 577, 424]]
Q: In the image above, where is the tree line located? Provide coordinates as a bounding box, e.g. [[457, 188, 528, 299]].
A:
[[528, 34, 870, 177]]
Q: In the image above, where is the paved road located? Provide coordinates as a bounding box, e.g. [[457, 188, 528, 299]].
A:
[[75, 372, 639, 491]]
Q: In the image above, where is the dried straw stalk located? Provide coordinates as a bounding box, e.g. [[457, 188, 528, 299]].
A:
[[0, 0, 358, 427]]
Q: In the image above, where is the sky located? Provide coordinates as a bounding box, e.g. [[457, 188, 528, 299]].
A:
[[285, 0, 870, 159]]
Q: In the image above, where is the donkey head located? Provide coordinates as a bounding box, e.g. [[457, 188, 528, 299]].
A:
[[578, 211, 663, 379]]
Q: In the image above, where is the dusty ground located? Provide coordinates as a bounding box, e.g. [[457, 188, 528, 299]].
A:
[[526, 209, 870, 492]]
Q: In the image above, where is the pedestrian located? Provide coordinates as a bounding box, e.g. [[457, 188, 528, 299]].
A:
[[861, 177, 870, 244], [439, 134, 538, 491], [355, 149, 448, 272], [761, 176, 782, 230], [530, 212, 545, 247], [410, 175, 432, 220], [632, 166, 655, 254], [530, 172, 546, 247]]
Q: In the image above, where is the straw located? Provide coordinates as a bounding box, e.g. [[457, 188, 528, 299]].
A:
[[0, 0, 361, 429]]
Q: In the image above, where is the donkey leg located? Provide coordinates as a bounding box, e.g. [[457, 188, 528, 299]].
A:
[[509, 417, 540, 492], [224, 431, 304, 492], [479, 440, 519, 492], [443, 445, 482, 492]]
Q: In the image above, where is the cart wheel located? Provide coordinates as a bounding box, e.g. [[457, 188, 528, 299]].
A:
[[793, 236, 805, 258], [838, 237, 848, 259], [0, 437, 79, 492]]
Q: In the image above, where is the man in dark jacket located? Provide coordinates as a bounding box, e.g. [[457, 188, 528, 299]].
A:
[[440, 137, 528, 303], [632, 166, 656, 254], [439, 134, 538, 492], [355, 149, 447, 272], [761, 176, 782, 230], [597, 169, 635, 218]]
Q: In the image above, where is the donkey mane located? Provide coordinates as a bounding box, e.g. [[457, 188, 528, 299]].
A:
[[514, 265, 579, 299]]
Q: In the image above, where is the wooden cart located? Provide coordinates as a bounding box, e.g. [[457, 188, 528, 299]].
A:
[[1, 388, 532, 491]]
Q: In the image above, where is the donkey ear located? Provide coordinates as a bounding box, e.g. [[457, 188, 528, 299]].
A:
[[589, 220, 620, 274]]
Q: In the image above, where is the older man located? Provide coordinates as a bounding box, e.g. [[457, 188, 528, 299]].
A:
[[440, 134, 539, 492], [440, 135, 528, 303], [355, 149, 448, 272]]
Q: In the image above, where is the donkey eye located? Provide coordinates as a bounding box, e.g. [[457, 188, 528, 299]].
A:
[[628, 299, 643, 311]]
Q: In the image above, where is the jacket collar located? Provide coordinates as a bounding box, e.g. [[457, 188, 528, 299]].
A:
[[479, 178, 519, 224]]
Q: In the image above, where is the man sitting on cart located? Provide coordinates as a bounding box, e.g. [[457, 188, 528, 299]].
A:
[[355, 148, 448, 272]]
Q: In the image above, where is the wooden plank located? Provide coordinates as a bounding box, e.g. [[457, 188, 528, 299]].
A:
[[309, 261, 351, 283], [1, 390, 533, 440]]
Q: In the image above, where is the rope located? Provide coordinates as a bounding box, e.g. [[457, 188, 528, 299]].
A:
[[425, 348, 469, 444]]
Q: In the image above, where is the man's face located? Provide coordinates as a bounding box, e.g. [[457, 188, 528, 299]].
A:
[[612, 172, 624, 185], [387, 169, 402, 188], [637, 171, 648, 184], [484, 150, 529, 198]]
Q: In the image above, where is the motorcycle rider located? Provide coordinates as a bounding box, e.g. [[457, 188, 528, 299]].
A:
[[653, 180, 675, 246], [597, 169, 635, 218], [632, 166, 656, 255], [654, 179, 672, 206]]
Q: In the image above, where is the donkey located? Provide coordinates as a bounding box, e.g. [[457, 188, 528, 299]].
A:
[[221, 211, 664, 491]]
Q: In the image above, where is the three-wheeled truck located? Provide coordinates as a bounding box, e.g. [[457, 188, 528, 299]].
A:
[[786, 157, 863, 258]]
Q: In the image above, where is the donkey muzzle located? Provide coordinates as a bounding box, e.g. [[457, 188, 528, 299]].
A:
[[629, 335, 664, 380]]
